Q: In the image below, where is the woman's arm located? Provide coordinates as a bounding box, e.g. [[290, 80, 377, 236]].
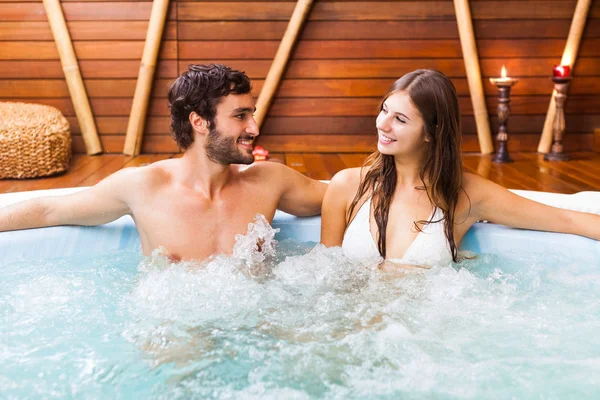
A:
[[320, 169, 359, 246], [468, 174, 600, 241]]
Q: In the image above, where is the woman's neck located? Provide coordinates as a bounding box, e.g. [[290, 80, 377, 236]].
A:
[[393, 153, 428, 188]]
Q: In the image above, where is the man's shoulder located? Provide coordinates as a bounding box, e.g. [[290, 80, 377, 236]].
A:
[[239, 161, 291, 179], [113, 159, 173, 190]]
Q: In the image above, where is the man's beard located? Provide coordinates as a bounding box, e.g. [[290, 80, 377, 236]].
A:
[[204, 125, 254, 165]]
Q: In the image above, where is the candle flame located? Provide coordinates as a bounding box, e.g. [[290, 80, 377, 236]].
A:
[[501, 66, 507, 78]]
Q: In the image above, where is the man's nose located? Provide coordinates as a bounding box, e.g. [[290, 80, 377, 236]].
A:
[[247, 116, 260, 136]]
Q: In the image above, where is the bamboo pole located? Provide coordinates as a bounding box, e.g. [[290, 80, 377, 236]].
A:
[[254, 0, 314, 128], [43, 0, 102, 155], [123, 0, 170, 156], [453, 0, 494, 154], [537, 0, 591, 154]]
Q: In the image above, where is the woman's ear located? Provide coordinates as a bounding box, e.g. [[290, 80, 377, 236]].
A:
[[424, 124, 438, 143], [423, 126, 433, 143], [189, 111, 209, 135]]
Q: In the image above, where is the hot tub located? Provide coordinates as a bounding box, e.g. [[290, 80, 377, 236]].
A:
[[1, 188, 599, 398]]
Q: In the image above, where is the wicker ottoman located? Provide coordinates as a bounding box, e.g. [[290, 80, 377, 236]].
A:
[[0, 102, 71, 179]]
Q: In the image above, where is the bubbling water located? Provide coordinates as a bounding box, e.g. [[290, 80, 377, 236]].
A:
[[121, 216, 600, 398]]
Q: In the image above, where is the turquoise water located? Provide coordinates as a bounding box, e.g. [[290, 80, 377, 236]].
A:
[[1, 239, 600, 399]]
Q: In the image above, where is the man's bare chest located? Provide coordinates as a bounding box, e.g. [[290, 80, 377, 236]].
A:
[[131, 190, 280, 259]]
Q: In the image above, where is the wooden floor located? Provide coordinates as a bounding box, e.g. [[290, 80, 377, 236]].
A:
[[1, 152, 599, 194]]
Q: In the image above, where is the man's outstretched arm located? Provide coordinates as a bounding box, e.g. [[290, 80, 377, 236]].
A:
[[0, 168, 136, 232], [274, 163, 328, 217]]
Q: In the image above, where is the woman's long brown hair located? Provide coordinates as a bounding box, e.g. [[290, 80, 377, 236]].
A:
[[347, 69, 464, 261]]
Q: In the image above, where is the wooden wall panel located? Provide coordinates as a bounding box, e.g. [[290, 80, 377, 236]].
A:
[[0, 0, 178, 155], [0, 2, 177, 21], [176, 2, 600, 21], [0, 0, 598, 154], [0, 41, 178, 59], [179, 19, 600, 40], [0, 21, 179, 40], [176, 58, 600, 78], [0, 60, 178, 78], [178, 39, 600, 59]]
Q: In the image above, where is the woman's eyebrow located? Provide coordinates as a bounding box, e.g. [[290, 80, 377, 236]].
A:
[[383, 103, 410, 121], [392, 110, 411, 121]]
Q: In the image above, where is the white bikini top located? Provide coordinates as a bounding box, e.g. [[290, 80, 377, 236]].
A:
[[341, 198, 454, 268]]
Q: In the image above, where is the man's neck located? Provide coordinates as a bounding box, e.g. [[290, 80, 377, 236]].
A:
[[178, 148, 236, 198]]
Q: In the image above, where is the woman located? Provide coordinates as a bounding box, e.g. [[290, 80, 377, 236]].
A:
[[321, 69, 600, 269]]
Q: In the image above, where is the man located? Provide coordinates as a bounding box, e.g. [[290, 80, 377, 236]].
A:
[[0, 64, 327, 261]]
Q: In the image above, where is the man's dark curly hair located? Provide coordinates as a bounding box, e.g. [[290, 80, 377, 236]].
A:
[[167, 64, 252, 149]]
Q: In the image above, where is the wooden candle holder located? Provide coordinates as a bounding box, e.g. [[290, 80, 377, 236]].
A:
[[544, 76, 573, 161], [489, 76, 519, 163]]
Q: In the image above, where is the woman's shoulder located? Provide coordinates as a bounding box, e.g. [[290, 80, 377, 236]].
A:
[[324, 168, 365, 215], [462, 171, 481, 188], [329, 167, 363, 191], [462, 171, 498, 193], [461, 171, 504, 206]]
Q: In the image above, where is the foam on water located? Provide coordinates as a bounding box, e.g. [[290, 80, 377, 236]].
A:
[[1, 216, 600, 399]]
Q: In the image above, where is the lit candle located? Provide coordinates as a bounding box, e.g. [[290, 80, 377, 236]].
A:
[[490, 66, 517, 86], [553, 65, 571, 77], [496, 66, 512, 82]]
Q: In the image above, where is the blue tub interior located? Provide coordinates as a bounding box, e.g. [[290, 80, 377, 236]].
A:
[[1, 210, 599, 264]]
